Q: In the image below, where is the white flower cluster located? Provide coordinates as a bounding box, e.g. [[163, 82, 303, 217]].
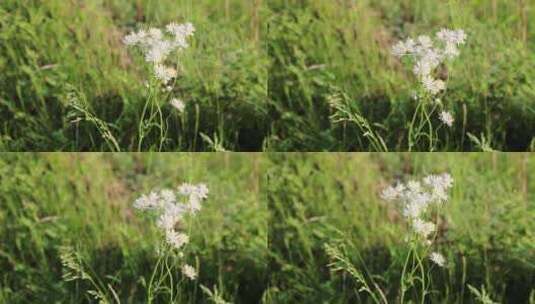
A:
[[381, 173, 453, 267], [429, 252, 446, 267], [170, 98, 185, 113], [439, 110, 454, 127], [392, 29, 466, 96], [181, 264, 198, 280], [124, 22, 195, 112], [392, 29, 465, 127], [133, 182, 208, 280]]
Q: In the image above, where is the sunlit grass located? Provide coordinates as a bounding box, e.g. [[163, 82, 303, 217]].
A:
[[267, 153, 534, 303], [267, 0, 535, 151]]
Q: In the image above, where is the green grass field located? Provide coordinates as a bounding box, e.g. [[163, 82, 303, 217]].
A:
[[1, 1, 534, 303], [0, 153, 268, 303], [1, 153, 533, 303], [1, 1, 534, 151], [0, 0, 267, 151], [267, 153, 534, 303], [268, 0, 535, 151]]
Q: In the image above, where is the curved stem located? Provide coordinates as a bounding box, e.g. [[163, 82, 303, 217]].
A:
[[408, 101, 423, 151], [400, 246, 413, 303], [147, 248, 165, 304]]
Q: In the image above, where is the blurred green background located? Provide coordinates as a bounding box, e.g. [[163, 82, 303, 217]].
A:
[[0, 0, 267, 151], [1, 153, 534, 303], [267, 0, 535, 151], [267, 153, 535, 303], [0, 153, 267, 303], [2, 0, 535, 151]]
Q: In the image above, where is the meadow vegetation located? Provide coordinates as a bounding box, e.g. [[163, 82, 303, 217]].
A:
[[0, 153, 267, 303], [267, 0, 535, 151], [0, 0, 267, 151], [1, 1, 534, 151], [1, 153, 533, 303], [267, 153, 534, 303]]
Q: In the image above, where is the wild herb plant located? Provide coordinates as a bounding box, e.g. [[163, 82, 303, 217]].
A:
[[326, 173, 455, 303], [132, 183, 208, 302], [59, 182, 218, 303], [267, 1, 535, 151], [392, 29, 467, 151], [380, 174, 453, 302], [124, 23, 195, 151]]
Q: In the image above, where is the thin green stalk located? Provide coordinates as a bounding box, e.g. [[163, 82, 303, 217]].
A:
[[408, 100, 422, 151], [147, 247, 166, 303], [400, 246, 413, 303], [413, 249, 427, 304]]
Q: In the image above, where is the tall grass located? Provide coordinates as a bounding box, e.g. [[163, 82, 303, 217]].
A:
[[1, 1, 534, 151], [0, 0, 268, 151], [1, 153, 534, 302], [267, 153, 535, 303], [0, 153, 268, 303], [267, 0, 535, 151]]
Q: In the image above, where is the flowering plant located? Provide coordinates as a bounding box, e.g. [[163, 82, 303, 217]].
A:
[[381, 173, 453, 264], [133, 182, 208, 302], [381, 173, 453, 302], [392, 29, 467, 149], [124, 22, 195, 150], [326, 173, 454, 303]]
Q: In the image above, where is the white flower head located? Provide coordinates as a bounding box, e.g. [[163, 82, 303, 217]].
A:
[[425, 173, 454, 203], [156, 214, 175, 231], [382, 173, 453, 243], [439, 111, 454, 127], [124, 22, 195, 68], [407, 180, 422, 192], [148, 28, 163, 40], [194, 183, 209, 199], [160, 189, 176, 204], [123, 30, 147, 46], [178, 183, 196, 195], [437, 29, 466, 46], [178, 182, 209, 200], [133, 191, 161, 210], [440, 173, 454, 189], [133, 183, 208, 248], [182, 264, 197, 280], [188, 197, 202, 214], [417, 35, 433, 49], [165, 230, 189, 249], [381, 185, 400, 201], [424, 173, 453, 192], [392, 28, 466, 95], [413, 61, 433, 78], [422, 76, 445, 95], [154, 64, 177, 84], [145, 40, 173, 63], [392, 41, 409, 57], [443, 44, 460, 59], [430, 252, 446, 267], [403, 200, 426, 219], [166, 22, 196, 49], [170, 98, 185, 112], [412, 218, 435, 239]]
